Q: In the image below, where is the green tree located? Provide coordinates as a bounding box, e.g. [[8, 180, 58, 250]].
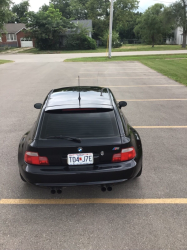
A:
[[50, 0, 89, 19], [86, 0, 110, 39], [134, 4, 174, 47], [10, 0, 30, 23], [171, 0, 187, 48], [118, 11, 142, 42], [113, 0, 139, 30], [25, 4, 74, 49], [87, 0, 138, 39], [101, 30, 122, 48], [49, 0, 139, 40], [64, 24, 96, 49], [68, 0, 88, 19], [39, 4, 49, 12], [50, 0, 72, 19], [0, 0, 12, 33]]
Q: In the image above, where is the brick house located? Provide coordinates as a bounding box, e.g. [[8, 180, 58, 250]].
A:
[[0, 23, 34, 48]]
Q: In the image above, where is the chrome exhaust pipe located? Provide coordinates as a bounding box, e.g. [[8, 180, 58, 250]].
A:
[[57, 189, 62, 194], [101, 185, 107, 192], [107, 186, 112, 191]]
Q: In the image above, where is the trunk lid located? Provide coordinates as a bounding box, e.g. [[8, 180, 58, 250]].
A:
[[28, 136, 130, 166]]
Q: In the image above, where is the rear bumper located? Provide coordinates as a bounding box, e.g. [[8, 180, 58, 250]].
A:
[[19, 158, 142, 187]]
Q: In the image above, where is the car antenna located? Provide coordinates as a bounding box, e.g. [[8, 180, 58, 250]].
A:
[[100, 87, 107, 96], [78, 76, 81, 107]]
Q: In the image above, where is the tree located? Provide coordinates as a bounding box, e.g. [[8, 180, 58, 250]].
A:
[[50, 0, 72, 19], [134, 4, 174, 47], [101, 30, 122, 47], [68, 0, 88, 19], [113, 0, 139, 30], [0, 0, 12, 33], [64, 24, 96, 49], [10, 0, 30, 23], [39, 4, 49, 12], [118, 11, 142, 42], [171, 0, 187, 48], [25, 4, 74, 49], [49, 0, 139, 40], [86, 0, 110, 39]]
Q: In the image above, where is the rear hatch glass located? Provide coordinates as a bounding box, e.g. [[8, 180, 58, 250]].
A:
[[40, 109, 119, 139]]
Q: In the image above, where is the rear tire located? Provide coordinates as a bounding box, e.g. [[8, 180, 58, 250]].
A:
[[20, 173, 26, 182], [136, 166, 142, 177]]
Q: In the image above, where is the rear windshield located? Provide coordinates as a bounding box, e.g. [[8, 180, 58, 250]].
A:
[[40, 110, 119, 138]]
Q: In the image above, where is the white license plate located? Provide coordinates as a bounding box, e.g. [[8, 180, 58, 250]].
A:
[[67, 153, 93, 165]]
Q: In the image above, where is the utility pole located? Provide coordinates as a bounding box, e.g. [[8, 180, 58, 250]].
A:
[[108, 0, 114, 58], [181, 0, 187, 48]]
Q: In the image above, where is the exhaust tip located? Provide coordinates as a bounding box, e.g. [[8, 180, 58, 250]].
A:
[[107, 186, 112, 191], [57, 189, 62, 194], [51, 189, 56, 194], [101, 185, 107, 192]]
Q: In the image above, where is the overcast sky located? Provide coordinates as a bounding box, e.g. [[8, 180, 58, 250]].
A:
[[12, 0, 177, 13]]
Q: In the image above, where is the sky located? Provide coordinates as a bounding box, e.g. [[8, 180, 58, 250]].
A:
[[138, 0, 177, 12], [12, 0, 177, 13]]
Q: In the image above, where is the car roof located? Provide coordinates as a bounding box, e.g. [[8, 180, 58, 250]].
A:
[[45, 86, 113, 111]]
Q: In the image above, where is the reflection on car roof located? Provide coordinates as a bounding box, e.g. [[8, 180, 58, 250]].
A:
[[46, 86, 113, 110]]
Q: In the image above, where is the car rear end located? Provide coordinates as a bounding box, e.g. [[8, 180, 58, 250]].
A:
[[19, 106, 142, 187]]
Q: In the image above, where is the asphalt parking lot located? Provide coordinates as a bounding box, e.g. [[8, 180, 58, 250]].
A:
[[0, 57, 187, 250]]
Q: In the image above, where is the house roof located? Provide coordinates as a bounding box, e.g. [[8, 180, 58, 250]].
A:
[[2, 23, 26, 34], [64, 20, 92, 35], [71, 20, 92, 30]]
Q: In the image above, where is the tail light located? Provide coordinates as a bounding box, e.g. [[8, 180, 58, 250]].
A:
[[112, 147, 136, 162], [24, 151, 49, 165]]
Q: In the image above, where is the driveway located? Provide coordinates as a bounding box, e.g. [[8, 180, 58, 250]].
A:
[[0, 47, 32, 54], [0, 59, 187, 250]]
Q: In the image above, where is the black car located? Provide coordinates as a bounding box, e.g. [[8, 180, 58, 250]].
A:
[[18, 86, 142, 192]]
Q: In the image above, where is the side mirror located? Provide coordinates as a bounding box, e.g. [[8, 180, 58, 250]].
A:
[[34, 103, 42, 109], [118, 101, 127, 109]]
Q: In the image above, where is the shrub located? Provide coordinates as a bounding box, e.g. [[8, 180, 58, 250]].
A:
[[101, 31, 122, 48], [64, 33, 96, 50]]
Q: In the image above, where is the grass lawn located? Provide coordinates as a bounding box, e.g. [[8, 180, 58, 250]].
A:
[[0, 59, 13, 64], [65, 54, 187, 86], [19, 44, 187, 54]]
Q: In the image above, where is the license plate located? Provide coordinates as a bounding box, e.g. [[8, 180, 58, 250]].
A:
[[67, 153, 93, 165]]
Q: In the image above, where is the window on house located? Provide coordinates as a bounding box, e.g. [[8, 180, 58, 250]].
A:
[[6, 34, 17, 41]]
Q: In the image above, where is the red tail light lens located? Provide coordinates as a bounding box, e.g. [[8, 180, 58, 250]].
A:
[[24, 151, 49, 165], [112, 147, 136, 162]]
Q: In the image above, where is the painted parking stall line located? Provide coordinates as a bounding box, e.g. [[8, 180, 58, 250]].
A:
[[133, 126, 187, 128], [118, 99, 187, 102], [80, 77, 165, 79], [80, 71, 155, 73], [101, 85, 180, 87], [1, 198, 187, 205]]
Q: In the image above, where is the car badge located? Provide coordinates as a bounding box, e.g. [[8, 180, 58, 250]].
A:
[[100, 151, 104, 156], [78, 147, 83, 152], [113, 147, 120, 151]]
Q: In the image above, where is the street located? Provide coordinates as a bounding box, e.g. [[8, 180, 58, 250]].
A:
[[0, 49, 187, 62], [0, 55, 187, 250]]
